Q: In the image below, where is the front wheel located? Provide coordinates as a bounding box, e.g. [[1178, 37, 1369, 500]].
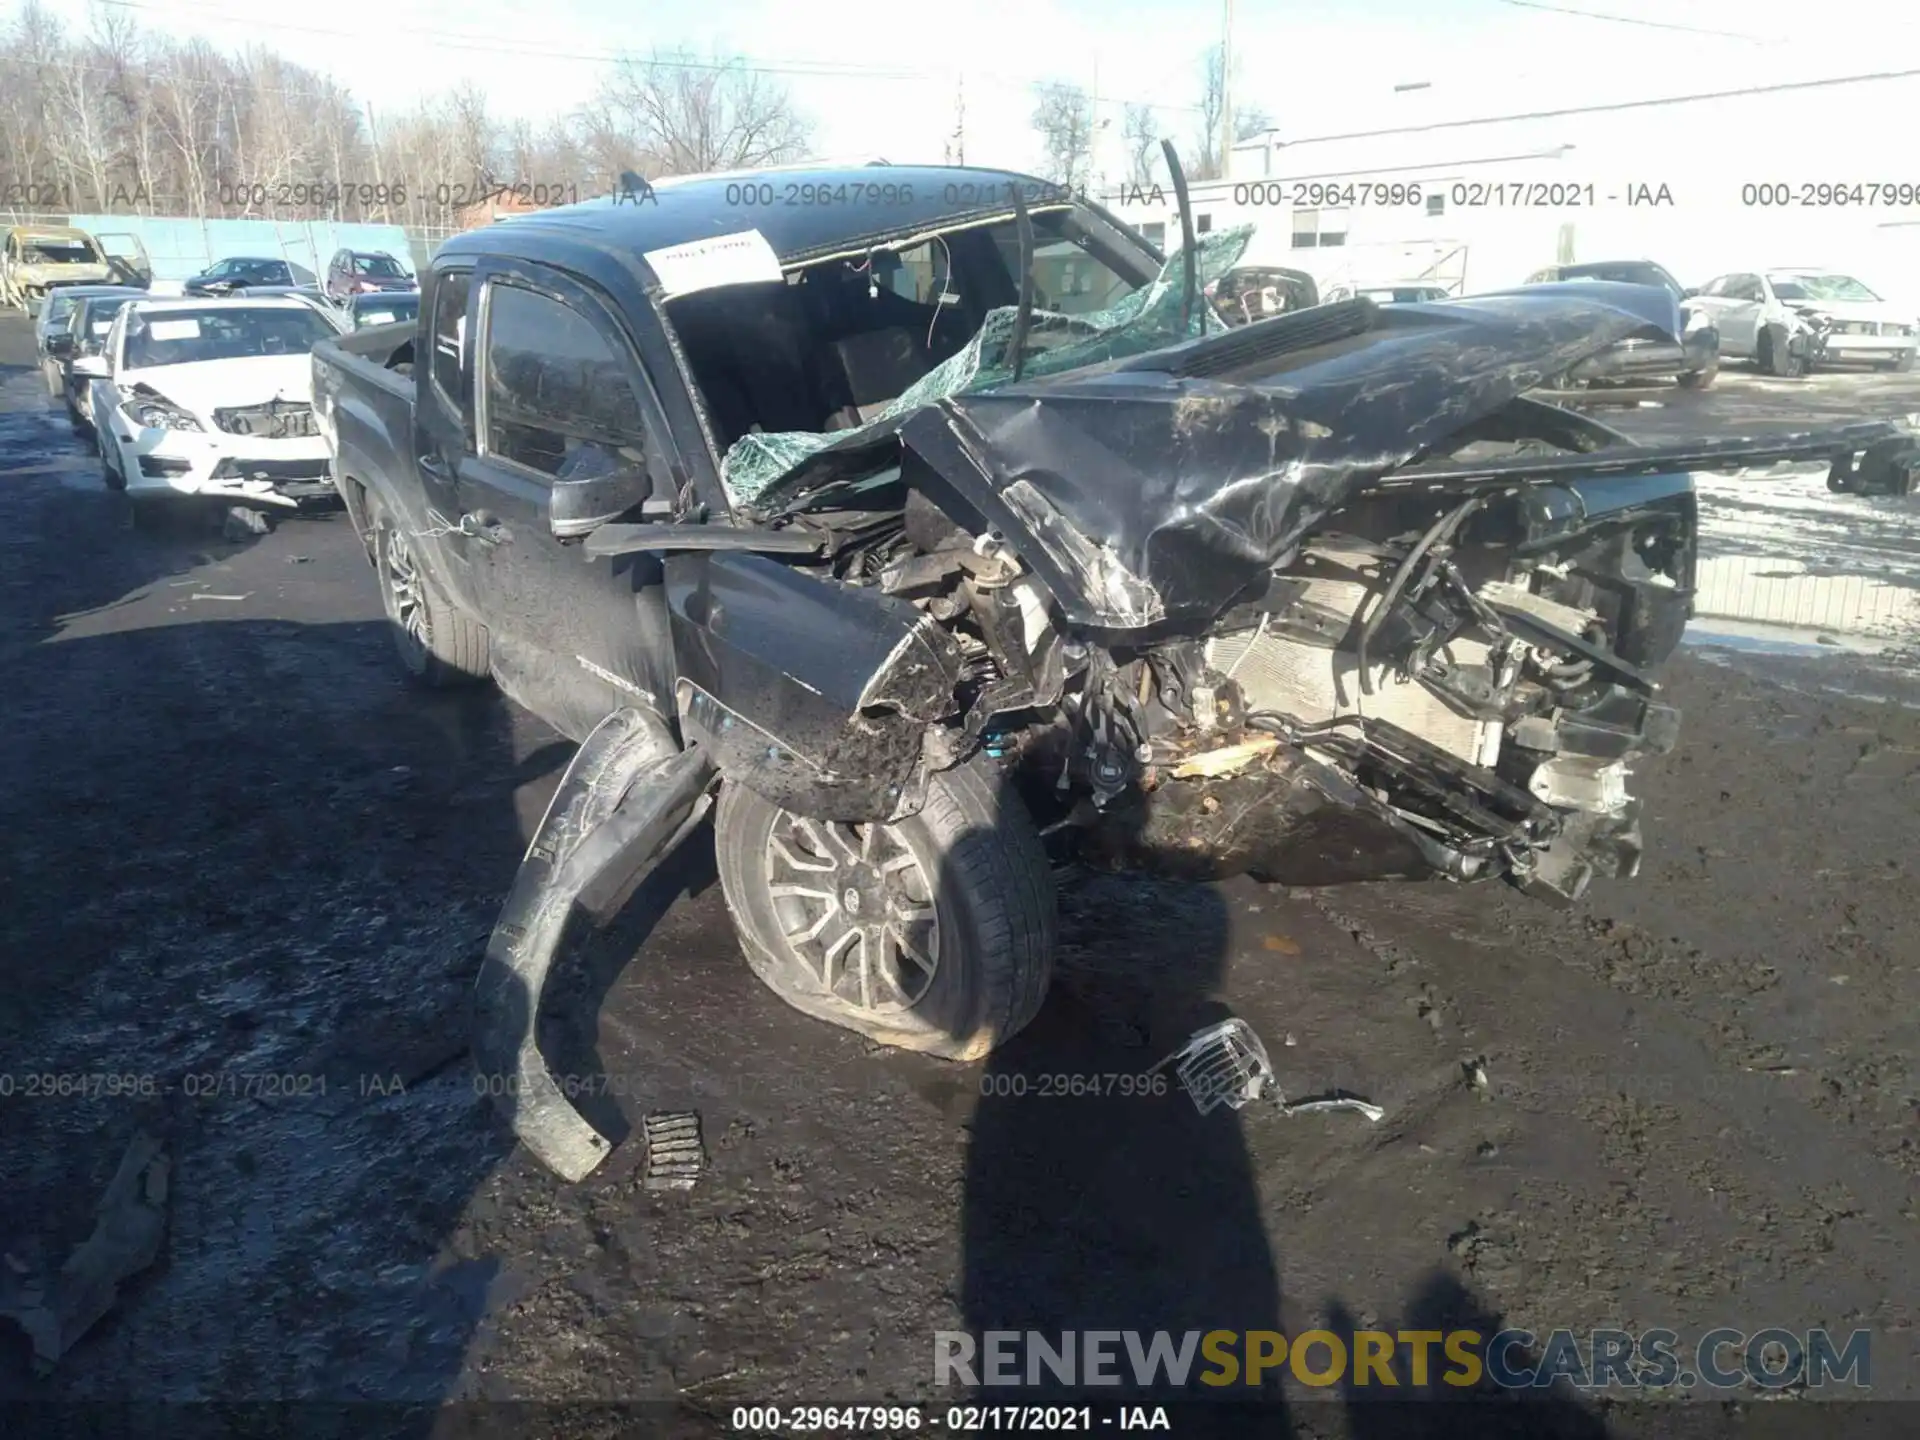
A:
[[100, 430, 125, 491], [366, 492, 491, 687], [714, 756, 1057, 1060], [1889, 351, 1915, 373], [1758, 325, 1808, 378], [1677, 356, 1718, 390]]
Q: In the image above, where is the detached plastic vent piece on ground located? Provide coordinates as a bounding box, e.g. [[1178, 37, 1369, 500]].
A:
[[1151, 1018, 1386, 1123], [642, 1112, 705, 1190]]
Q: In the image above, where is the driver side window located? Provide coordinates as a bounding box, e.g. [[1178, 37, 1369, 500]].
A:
[[429, 269, 473, 421], [479, 280, 644, 480]]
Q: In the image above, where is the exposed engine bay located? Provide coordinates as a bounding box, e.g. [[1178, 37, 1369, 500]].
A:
[[651, 290, 1920, 911], [739, 445, 1690, 907]]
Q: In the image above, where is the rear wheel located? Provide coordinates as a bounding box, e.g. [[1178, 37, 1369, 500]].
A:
[[366, 491, 491, 687], [1889, 351, 1915, 373], [713, 757, 1056, 1060]]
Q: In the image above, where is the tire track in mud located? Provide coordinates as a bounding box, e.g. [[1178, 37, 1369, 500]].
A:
[[1302, 879, 1912, 1390]]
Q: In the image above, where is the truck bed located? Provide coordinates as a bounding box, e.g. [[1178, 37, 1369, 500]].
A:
[[313, 326, 417, 539]]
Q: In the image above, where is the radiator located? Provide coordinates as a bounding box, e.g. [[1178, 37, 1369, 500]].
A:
[[1205, 575, 1503, 767]]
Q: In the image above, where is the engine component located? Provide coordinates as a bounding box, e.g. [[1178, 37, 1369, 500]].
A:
[[1205, 553, 1506, 768]]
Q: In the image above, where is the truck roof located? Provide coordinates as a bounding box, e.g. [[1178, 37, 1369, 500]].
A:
[[10, 226, 95, 243], [435, 162, 1108, 273]]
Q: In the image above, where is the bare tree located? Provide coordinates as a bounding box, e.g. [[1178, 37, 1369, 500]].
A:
[[1190, 44, 1273, 180], [0, 6, 797, 233], [1030, 81, 1094, 190], [586, 49, 811, 176], [1121, 103, 1160, 189]]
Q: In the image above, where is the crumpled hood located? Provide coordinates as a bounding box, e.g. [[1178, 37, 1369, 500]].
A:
[[1785, 296, 1911, 326], [123, 355, 314, 421], [772, 288, 1687, 630]]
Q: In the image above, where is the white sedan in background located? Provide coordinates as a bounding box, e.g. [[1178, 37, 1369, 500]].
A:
[[78, 297, 346, 518], [1689, 269, 1917, 373]]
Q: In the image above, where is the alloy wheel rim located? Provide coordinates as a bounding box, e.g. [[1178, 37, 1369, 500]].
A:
[[763, 813, 940, 1014], [381, 525, 429, 653]]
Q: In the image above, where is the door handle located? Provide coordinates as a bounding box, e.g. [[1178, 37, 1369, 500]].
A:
[[418, 454, 448, 480], [460, 511, 511, 545]]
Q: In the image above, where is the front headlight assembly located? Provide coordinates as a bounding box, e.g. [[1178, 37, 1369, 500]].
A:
[[128, 395, 202, 432]]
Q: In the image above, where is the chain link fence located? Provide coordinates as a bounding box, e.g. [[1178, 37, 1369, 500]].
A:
[[1693, 466, 1920, 641]]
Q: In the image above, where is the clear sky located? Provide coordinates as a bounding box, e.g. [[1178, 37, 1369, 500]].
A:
[[30, 0, 1920, 180]]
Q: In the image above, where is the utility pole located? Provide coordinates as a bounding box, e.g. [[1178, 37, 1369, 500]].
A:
[[1219, 0, 1235, 182], [366, 102, 387, 221], [1089, 52, 1100, 193], [948, 73, 966, 166]]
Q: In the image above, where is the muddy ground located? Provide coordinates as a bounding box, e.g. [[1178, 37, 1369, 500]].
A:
[[1, 316, 1918, 1434]]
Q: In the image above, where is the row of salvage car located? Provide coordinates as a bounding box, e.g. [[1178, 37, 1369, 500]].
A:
[[40, 158, 1920, 1184], [1219, 257, 1918, 388], [32, 282, 420, 521]]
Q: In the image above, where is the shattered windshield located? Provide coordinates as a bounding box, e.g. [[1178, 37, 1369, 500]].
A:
[[1779, 273, 1880, 303], [720, 223, 1255, 503]]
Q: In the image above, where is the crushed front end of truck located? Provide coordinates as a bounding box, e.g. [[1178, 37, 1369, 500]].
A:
[[708, 288, 1911, 906], [473, 215, 1919, 1181]]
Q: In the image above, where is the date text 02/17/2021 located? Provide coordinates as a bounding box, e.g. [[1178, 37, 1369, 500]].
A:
[[726, 1405, 1169, 1432], [1146, 179, 1679, 209]]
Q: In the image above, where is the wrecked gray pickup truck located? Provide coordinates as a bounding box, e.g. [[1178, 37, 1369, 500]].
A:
[[310, 160, 1920, 1181]]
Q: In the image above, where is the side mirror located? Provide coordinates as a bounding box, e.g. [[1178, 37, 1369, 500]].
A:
[[45, 332, 74, 358], [70, 354, 108, 378], [1681, 287, 1699, 299], [548, 446, 654, 539]]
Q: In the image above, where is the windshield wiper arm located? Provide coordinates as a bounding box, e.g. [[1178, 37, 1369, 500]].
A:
[[1008, 181, 1036, 383], [1162, 139, 1198, 335]]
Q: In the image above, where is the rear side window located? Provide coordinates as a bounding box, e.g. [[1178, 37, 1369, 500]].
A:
[[430, 270, 473, 416], [481, 282, 642, 478]]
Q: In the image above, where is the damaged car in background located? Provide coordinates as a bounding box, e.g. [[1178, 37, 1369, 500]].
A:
[[1519, 263, 1719, 390], [311, 155, 1920, 1182]]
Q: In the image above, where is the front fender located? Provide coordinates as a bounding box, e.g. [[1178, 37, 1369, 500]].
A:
[[473, 707, 716, 1182]]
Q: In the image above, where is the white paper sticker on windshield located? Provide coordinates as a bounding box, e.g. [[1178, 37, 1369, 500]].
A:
[[643, 229, 783, 299], [147, 318, 201, 341], [362, 311, 395, 325], [91, 320, 115, 334]]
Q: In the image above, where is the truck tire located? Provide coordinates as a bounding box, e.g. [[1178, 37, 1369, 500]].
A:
[[365, 491, 491, 688], [713, 755, 1056, 1061]]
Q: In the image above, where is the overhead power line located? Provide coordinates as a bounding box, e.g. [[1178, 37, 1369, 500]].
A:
[[1497, 0, 1781, 43], [1269, 66, 1920, 148]]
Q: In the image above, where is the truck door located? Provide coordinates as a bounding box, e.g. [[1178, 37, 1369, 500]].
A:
[[409, 264, 486, 615], [96, 233, 152, 288], [454, 258, 681, 741]]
